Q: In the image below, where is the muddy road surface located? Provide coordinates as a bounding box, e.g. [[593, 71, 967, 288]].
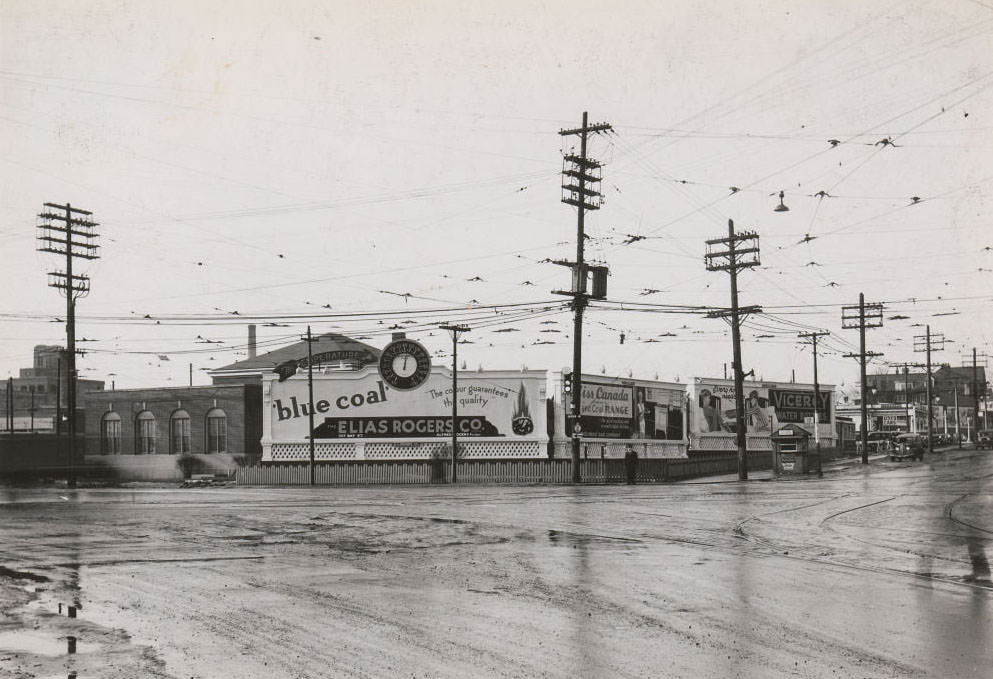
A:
[[1, 448, 991, 678]]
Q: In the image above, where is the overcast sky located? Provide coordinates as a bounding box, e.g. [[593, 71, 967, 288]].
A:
[[2, 0, 992, 393]]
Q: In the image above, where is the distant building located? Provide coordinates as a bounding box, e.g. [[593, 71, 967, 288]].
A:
[[1, 345, 104, 433], [209, 329, 380, 386], [863, 364, 988, 438]]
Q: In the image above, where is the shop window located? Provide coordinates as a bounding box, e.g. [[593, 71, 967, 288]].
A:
[[101, 412, 121, 455], [206, 408, 227, 454], [136, 411, 156, 454], [171, 410, 191, 454]]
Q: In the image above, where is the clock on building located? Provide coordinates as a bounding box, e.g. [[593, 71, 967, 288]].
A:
[[378, 339, 432, 390]]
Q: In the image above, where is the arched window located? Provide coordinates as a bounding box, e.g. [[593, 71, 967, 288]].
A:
[[101, 412, 121, 455], [136, 411, 156, 454], [206, 408, 227, 454], [170, 409, 191, 454]]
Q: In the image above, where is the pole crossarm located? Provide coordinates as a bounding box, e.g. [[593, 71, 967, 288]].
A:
[[559, 123, 613, 137], [706, 305, 762, 318], [841, 302, 883, 328], [914, 333, 945, 352]]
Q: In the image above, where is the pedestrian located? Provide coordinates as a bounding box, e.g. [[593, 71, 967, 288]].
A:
[[624, 444, 639, 485]]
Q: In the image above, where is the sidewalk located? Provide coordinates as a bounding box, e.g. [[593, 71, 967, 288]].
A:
[[674, 451, 892, 484]]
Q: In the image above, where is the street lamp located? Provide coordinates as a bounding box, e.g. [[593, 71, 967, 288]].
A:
[[774, 191, 790, 212]]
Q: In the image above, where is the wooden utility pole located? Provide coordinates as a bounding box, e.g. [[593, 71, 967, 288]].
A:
[[304, 327, 317, 485], [914, 327, 944, 454], [556, 112, 611, 483], [799, 331, 829, 476], [440, 324, 470, 483], [706, 219, 761, 480], [842, 294, 883, 464], [37, 203, 99, 488]]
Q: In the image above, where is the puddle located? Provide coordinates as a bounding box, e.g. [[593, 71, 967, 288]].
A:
[[0, 629, 99, 656]]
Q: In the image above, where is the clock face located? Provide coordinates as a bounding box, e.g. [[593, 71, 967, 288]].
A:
[[378, 339, 431, 390], [392, 353, 418, 378]]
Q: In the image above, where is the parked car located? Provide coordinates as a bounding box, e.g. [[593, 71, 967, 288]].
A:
[[977, 430, 993, 450], [891, 433, 925, 461]]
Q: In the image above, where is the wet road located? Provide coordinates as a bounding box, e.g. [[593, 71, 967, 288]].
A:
[[1, 447, 991, 678]]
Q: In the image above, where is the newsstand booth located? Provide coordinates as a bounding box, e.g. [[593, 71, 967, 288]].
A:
[[771, 424, 813, 475]]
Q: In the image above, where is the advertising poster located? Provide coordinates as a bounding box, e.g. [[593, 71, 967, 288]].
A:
[[693, 380, 833, 435], [573, 379, 684, 440], [693, 381, 776, 434], [268, 369, 547, 441], [578, 381, 634, 439], [767, 389, 832, 425]]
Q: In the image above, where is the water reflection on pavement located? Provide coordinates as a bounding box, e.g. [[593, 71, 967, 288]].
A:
[[0, 448, 990, 678]]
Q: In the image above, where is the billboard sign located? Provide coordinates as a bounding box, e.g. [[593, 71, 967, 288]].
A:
[[573, 378, 684, 440], [693, 379, 833, 435], [268, 369, 547, 441]]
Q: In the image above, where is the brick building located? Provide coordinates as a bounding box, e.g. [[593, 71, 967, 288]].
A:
[[82, 384, 262, 461]]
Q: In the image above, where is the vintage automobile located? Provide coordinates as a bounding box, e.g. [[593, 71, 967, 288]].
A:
[[977, 430, 993, 450], [891, 433, 925, 461]]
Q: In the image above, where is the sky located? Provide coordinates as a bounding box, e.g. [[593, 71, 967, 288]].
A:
[[2, 0, 992, 396]]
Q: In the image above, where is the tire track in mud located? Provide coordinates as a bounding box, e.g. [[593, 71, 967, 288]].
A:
[[733, 492, 993, 591], [88, 566, 419, 678], [82, 527, 581, 679]]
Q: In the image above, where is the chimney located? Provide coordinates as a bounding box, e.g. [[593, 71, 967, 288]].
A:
[[248, 324, 257, 359]]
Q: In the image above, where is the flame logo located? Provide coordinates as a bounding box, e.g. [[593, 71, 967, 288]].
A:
[[512, 381, 534, 435]]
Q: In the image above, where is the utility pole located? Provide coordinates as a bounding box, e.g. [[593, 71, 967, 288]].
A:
[[556, 112, 612, 484], [914, 326, 944, 455], [37, 203, 99, 489], [799, 331, 829, 477], [303, 327, 317, 486], [892, 362, 925, 433], [6, 377, 12, 434], [705, 219, 761, 481], [56, 354, 62, 436], [842, 294, 883, 464], [440, 324, 470, 483], [964, 349, 988, 441]]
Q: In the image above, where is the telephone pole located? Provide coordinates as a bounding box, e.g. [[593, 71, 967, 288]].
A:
[[303, 327, 317, 485], [556, 112, 612, 483], [892, 362, 925, 433], [37, 203, 99, 489], [914, 327, 944, 455], [842, 293, 883, 464], [964, 349, 988, 440], [705, 219, 761, 481], [799, 331, 829, 476], [440, 324, 470, 483]]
